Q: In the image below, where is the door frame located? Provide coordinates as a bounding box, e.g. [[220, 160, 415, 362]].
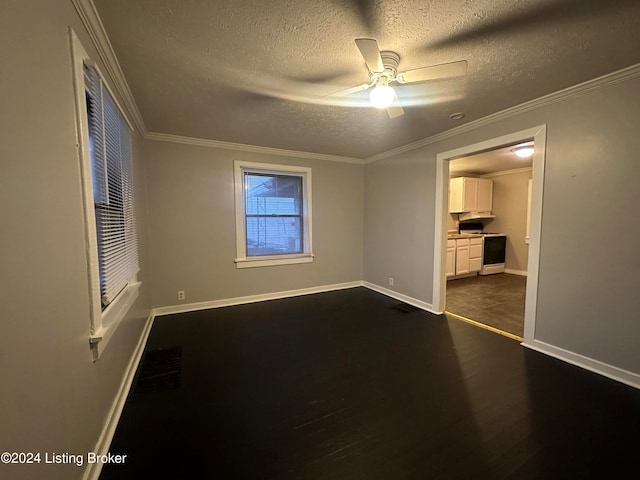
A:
[[432, 125, 547, 344]]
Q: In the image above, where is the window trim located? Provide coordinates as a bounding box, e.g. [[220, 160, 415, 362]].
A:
[[70, 29, 140, 360], [234, 160, 313, 269]]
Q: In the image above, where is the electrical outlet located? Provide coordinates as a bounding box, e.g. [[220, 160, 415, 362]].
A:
[[388, 277, 394, 286], [177, 290, 185, 301]]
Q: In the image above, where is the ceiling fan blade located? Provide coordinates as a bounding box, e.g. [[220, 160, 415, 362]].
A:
[[355, 38, 384, 73], [386, 90, 404, 118], [324, 83, 371, 98], [397, 61, 467, 84]]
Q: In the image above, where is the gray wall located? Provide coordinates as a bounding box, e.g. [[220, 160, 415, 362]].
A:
[[143, 140, 364, 307], [0, 2, 151, 479], [364, 74, 640, 375], [483, 169, 532, 273]]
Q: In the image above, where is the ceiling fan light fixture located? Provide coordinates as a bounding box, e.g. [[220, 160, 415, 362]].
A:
[[513, 146, 534, 158], [369, 83, 395, 109]]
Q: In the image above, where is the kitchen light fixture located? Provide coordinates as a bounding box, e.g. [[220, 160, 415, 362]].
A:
[[513, 145, 534, 158], [369, 80, 395, 109]]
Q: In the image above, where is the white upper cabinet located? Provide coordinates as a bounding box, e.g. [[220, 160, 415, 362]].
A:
[[449, 177, 493, 213], [476, 178, 493, 212]]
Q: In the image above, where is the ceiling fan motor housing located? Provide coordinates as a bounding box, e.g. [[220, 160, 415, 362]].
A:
[[379, 51, 400, 80]]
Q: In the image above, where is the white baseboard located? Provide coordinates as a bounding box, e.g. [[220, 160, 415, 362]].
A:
[[152, 281, 363, 317], [86, 283, 638, 480], [153, 281, 440, 319], [505, 268, 528, 276], [83, 313, 155, 480], [522, 339, 640, 390], [362, 282, 439, 314]]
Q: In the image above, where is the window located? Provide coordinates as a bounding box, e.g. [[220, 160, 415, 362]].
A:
[[70, 31, 140, 360], [234, 161, 313, 268], [85, 64, 139, 309]]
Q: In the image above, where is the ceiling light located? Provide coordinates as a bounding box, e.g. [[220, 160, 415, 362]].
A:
[[513, 146, 534, 158], [369, 83, 395, 109], [449, 112, 465, 120]]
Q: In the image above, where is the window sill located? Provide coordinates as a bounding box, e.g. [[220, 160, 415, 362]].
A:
[[90, 281, 140, 361], [235, 253, 314, 269]]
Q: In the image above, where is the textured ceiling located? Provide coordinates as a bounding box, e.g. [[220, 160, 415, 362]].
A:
[[450, 142, 533, 176], [92, 0, 640, 159]]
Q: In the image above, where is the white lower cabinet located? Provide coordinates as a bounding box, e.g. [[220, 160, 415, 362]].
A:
[[469, 237, 483, 272], [446, 240, 456, 277], [455, 239, 470, 275], [448, 236, 483, 278]]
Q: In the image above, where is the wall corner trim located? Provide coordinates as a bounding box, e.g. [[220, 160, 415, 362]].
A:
[[504, 269, 528, 276], [522, 339, 640, 390], [152, 281, 364, 317], [83, 313, 155, 480], [71, 0, 147, 136], [144, 132, 365, 164], [364, 62, 640, 163], [362, 282, 439, 314]]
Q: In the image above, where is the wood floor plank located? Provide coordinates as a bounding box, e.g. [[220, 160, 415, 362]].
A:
[[100, 287, 640, 479]]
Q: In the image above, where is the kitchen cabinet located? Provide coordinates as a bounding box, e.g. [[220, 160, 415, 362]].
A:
[[446, 239, 455, 277], [455, 238, 470, 275], [449, 177, 493, 213], [449, 237, 483, 278], [477, 178, 493, 211], [469, 237, 483, 272]]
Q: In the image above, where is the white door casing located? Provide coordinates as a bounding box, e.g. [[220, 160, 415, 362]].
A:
[[433, 125, 547, 345]]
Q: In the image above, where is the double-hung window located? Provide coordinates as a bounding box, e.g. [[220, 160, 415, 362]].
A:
[[234, 161, 313, 268], [85, 64, 138, 309], [70, 30, 140, 360]]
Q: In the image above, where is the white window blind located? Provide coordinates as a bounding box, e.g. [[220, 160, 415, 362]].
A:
[[84, 63, 139, 309]]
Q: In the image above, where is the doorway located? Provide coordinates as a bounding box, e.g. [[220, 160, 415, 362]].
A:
[[432, 126, 546, 345], [445, 144, 531, 338]]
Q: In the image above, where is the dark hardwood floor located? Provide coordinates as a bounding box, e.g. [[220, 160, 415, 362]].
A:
[[100, 287, 640, 479], [446, 273, 526, 337]]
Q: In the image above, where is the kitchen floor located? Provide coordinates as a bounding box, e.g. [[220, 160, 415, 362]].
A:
[[446, 273, 526, 338]]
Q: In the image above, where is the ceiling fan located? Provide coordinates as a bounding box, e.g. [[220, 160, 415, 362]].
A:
[[329, 38, 468, 118]]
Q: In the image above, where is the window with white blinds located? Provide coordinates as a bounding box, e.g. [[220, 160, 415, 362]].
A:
[[234, 161, 313, 268], [84, 63, 139, 309]]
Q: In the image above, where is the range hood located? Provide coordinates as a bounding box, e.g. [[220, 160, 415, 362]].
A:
[[459, 211, 495, 221]]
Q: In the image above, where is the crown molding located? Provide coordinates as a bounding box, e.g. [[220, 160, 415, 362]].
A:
[[145, 132, 365, 164], [365, 62, 640, 164], [70, 1, 640, 165], [71, 0, 360, 164], [71, 0, 147, 136], [480, 166, 533, 178]]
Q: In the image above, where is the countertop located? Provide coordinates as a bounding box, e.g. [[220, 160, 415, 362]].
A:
[[448, 233, 484, 239]]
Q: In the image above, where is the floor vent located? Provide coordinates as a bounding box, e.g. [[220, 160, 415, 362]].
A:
[[133, 346, 182, 397], [392, 302, 422, 314]]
